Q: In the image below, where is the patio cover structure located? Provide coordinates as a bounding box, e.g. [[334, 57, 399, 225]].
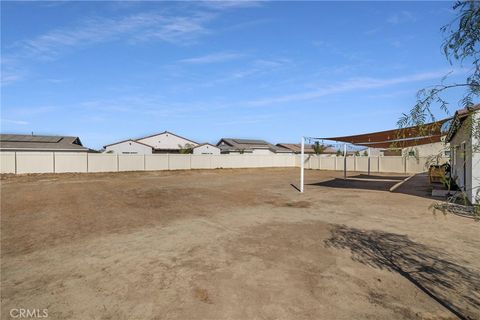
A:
[[318, 118, 451, 149], [299, 118, 450, 193]]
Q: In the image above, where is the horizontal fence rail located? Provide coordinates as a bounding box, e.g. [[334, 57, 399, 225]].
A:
[[0, 152, 447, 175]]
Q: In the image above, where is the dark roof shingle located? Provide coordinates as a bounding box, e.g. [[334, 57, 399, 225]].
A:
[[0, 134, 89, 151], [217, 138, 290, 153]]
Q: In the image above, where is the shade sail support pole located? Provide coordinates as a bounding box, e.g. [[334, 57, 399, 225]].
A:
[[368, 147, 371, 176], [300, 137, 304, 193]]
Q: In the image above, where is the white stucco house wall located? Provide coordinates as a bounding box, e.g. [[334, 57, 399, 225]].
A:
[[136, 131, 198, 152], [401, 140, 449, 158], [104, 140, 153, 154], [446, 105, 480, 204], [192, 143, 221, 155], [103, 131, 198, 154]]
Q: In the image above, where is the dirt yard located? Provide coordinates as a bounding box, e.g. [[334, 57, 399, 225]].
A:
[[1, 168, 479, 320]]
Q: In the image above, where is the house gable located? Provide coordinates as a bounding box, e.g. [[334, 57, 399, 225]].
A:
[[104, 140, 153, 154], [137, 131, 198, 151], [193, 143, 221, 155]]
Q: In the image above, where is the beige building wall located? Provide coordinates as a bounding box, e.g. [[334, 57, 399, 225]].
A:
[[168, 154, 191, 170], [55, 152, 88, 173], [1, 152, 441, 175], [472, 112, 480, 203], [251, 149, 275, 155], [402, 141, 448, 158], [320, 157, 336, 170], [0, 152, 16, 173], [355, 157, 369, 172], [87, 154, 118, 172], [137, 132, 198, 150], [449, 111, 480, 203], [193, 145, 220, 155], [145, 155, 169, 170], [191, 155, 212, 169], [118, 155, 144, 171], [105, 140, 152, 155], [379, 157, 405, 173], [335, 157, 354, 171], [16, 152, 54, 174], [272, 154, 294, 167]]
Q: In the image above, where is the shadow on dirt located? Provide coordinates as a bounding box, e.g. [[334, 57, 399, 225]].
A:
[[309, 173, 434, 199], [325, 225, 480, 320]]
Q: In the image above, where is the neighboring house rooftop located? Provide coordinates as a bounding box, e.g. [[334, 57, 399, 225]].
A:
[[277, 143, 337, 154], [217, 138, 290, 153], [136, 130, 198, 146], [0, 134, 89, 152], [445, 104, 480, 143], [277, 143, 314, 153], [103, 139, 153, 149], [193, 143, 219, 149], [104, 131, 198, 151]]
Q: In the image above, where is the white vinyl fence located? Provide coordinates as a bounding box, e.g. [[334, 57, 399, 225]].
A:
[[303, 154, 447, 174], [0, 152, 446, 175]]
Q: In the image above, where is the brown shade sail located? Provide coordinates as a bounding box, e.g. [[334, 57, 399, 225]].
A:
[[319, 118, 449, 148], [354, 135, 443, 148]]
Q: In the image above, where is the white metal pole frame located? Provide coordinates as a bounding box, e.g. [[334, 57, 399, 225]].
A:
[[343, 143, 347, 180], [367, 147, 371, 176], [300, 137, 305, 192]]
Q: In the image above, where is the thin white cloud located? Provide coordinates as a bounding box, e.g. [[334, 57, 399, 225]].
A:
[[0, 118, 29, 125], [1, 57, 26, 86], [364, 27, 383, 36], [14, 12, 212, 60], [312, 40, 364, 62], [44, 78, 68, 84], [1, 73, 24, 86], [179, 52, 245, 64], [191, 57, 291, 87], [198, 1, 262, 10], [8, 106, 57, 117], [247, 70, 453, 107], [387, 10, 416, 25]]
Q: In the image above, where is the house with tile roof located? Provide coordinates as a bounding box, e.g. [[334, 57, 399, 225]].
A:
[[0, 134, 90, 152], [217, 138, 292, 154], [276, 143, 338, 155]]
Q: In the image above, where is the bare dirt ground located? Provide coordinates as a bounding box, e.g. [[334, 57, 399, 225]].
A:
[[1, 168, 479, 320]]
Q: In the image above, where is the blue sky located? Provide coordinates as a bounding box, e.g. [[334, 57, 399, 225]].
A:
[[0, 1, 469, 149]]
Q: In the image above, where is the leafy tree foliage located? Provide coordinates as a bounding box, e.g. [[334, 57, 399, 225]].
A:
[[398, 0, 479, 130], [313, 141, 329, 155], [178, 143, 194, 154]]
